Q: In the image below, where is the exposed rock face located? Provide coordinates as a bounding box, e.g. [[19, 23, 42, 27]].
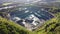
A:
[[11, 14, 45, 31]]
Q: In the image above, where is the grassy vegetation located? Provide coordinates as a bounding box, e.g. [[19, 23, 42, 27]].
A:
[[0, 17, 36, 34], [36, 8, 60, 34], [0, 6, 60, 34]]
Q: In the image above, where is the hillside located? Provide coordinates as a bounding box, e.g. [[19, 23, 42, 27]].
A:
[[36, 9, 60, 34], [0, 2, 60, 34], [0, 17, 36, 34]]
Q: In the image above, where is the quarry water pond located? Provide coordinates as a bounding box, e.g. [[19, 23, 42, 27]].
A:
[[10, 6, 54, 20]]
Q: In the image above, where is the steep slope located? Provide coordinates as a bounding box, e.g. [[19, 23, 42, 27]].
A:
[[0, 17, 36, 34], [36, 11, 60, 34]]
